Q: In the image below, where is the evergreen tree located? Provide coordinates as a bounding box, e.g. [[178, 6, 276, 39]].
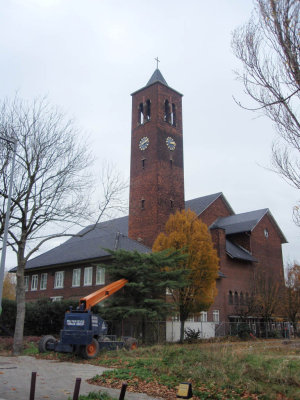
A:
[[101, 249, 187, 342]]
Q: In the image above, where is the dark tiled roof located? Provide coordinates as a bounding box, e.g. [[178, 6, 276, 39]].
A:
[[226, 240, 257, 262], [13, 216, 149, 271], [211, 208, 287, 243], [14, 193, 286, 272], [210, 209, 268, 234], [131, 69, 183, 96], [186, 192, 234, 216], [146, 69, 168, 87]]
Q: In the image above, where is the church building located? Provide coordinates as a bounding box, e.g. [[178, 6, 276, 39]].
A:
[[16, 69, 287, 330]]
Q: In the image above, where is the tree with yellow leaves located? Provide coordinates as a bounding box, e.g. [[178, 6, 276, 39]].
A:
[[153, 209, 219, 342], [2, 273, 16, 300]]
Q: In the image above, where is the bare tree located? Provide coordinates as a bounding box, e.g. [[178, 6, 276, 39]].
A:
[[283, 263, 300, 333], [232, 0, 300, 223], [0, 97, 127, 354]]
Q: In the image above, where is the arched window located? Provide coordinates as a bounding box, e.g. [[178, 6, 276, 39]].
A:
[[141, 199, 145, 210], [146, 99, 151, 121], [164, 100, 170, 123], [234, 291, 239, 305], [229, 290, 233, 305], [171, 103, 176, 126], [138, 103, 144, 124], [246, 292, 249, 305], [240, 292, 244, 305]]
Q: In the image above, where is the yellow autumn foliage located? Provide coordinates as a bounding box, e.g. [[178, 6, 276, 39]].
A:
[[153, 209, 219, 315], [2, 272, 16, 300]]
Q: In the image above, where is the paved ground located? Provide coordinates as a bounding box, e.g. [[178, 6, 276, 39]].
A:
[[0, 356, 161, 400]]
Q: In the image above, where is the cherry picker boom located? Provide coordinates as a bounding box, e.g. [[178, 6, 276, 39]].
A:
[[38, 279, 137, 359]]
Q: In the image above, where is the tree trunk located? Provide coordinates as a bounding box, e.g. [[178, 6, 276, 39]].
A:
[[141, 318, 146, 344], [179, 319, 185, 343], [13, 257, 26, 355]]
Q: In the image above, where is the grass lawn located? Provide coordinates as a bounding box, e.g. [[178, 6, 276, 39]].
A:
[[1, 337, 300, 399], [85, 340, 300, 400]]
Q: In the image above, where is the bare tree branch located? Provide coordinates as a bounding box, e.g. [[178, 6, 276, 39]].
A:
[[0, 96, 127, 354], [232, 0, 300, 226]]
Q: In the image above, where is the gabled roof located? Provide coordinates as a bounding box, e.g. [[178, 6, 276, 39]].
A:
[[146, 68, 168, 87], [226, 240, 257, 262], [210, 209, 287, 243], [186, 192, 234, 216], [14, 193, 286, 272], [12, 216, 150, 271]]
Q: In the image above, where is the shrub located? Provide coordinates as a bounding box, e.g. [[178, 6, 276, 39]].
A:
[[184, 327, 201, 342], [0, 298, 78, 336]]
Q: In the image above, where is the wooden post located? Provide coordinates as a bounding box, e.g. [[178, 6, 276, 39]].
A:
[[73, 378, 81, 400], [119, 382, 128, 400], [29, 372, 37, 400]]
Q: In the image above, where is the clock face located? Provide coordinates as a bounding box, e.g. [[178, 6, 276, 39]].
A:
[[139, 136, 149, 151], [166, 136, 176, 151]]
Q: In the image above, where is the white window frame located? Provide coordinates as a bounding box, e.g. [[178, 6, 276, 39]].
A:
[[96, 266, 105, 285], [31, 275, 38, 291], [50, 296, 63, 302], [54, 271, 64, 289], [72, 268, 81, 287], [84, 266, 93, 286], [24, 276, 29, 291], [200, 311, 207, 322], [40, 273, 47, 290], [213, 310, 220, 323], [186, 315, 194, 322]]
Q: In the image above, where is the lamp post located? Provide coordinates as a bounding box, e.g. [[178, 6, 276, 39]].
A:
[[0, 136, 17, 314]]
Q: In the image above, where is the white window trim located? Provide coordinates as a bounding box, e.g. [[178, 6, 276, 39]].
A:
[[24, 276, 29, 292], [40, 273, 47, 290], [51, 296, 63, 302], [54, 271, 64, 289], [200, 311, 207, 322], [84, 266, 93, 286], [31, 275, 38, 291], [213, 310, 220, 323], [72, 268, 81, 287], [96, 266, 105, 285]]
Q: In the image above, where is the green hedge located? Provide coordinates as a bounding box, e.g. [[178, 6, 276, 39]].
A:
[[0, 298, 79, 336]]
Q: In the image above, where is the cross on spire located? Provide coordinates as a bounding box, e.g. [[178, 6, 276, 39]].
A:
[[155, 57, 160, 69]]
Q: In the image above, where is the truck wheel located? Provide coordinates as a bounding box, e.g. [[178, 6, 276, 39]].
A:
[[38, 335, 56, 353], [125, 337, 138, 350], [80, 338, 99, 359]]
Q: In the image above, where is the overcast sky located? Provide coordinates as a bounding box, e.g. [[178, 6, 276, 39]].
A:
[[1, 0, 299, 269]]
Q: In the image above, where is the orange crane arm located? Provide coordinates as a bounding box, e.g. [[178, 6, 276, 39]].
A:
[[79, 278, 128, 311]]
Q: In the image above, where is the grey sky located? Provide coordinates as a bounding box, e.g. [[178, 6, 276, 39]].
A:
[[1, 0, 299, 269]]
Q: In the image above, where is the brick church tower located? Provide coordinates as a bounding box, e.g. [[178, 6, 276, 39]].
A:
[[128, 69, 185, 247]]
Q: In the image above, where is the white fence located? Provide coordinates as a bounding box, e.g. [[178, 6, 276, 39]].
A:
[[166, 321, 216, 342]]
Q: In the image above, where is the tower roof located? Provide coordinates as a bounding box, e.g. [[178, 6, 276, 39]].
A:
[[131, 68, 182, 96], [146, 69, 168, 87]]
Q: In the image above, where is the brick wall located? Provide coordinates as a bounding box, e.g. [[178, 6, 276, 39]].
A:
[[128, 81, 185, 248], [25, 262, 107, 302]]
